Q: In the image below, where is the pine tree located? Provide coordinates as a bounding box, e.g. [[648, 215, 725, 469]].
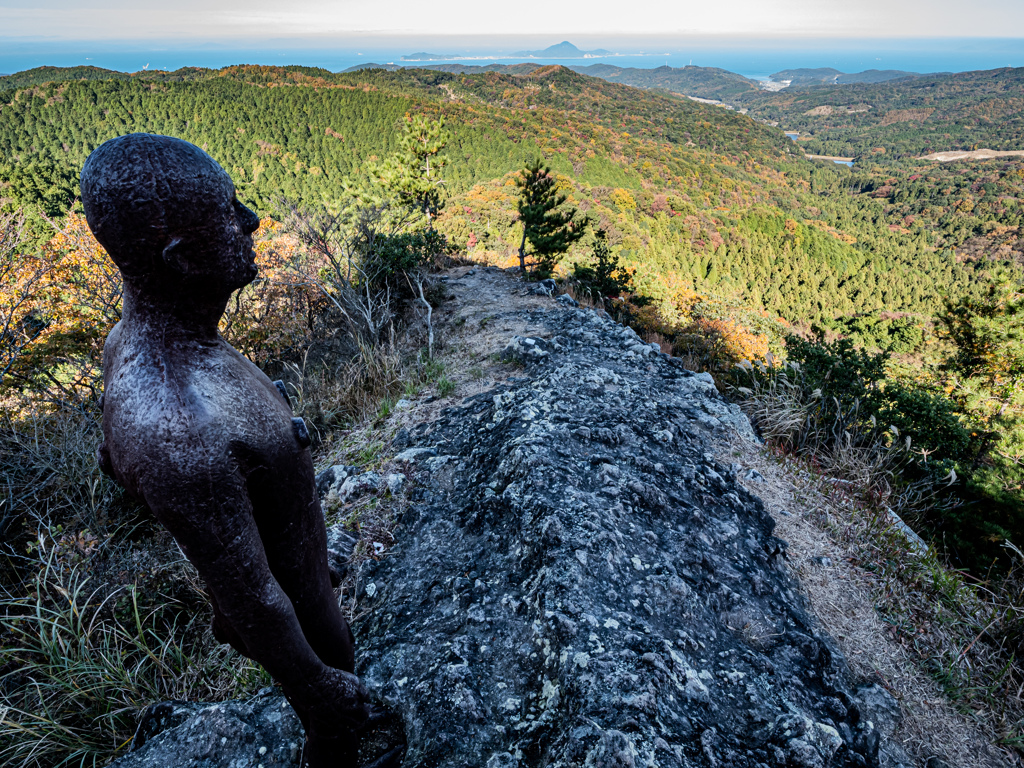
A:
[[375, 114, 449, 227], [515, 159, 586, 276], [572, 228, 630, 300]]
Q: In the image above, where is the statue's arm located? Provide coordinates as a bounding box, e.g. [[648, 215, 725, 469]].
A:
[[137, 452, 368, 725]]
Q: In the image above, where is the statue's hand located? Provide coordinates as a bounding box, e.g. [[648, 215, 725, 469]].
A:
[[97, 443, 116, 479], [300, 671, 367, 767], [306, 669, 372, 731]]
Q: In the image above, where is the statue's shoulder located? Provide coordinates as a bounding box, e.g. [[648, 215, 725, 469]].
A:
[[103, 331, 291, 464]]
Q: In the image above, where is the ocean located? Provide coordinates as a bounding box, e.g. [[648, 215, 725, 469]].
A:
[[2, 37, 1023, 81]]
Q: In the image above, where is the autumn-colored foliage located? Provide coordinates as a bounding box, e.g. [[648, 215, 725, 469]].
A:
[[1, 212, 120, 406], [612, 288, 776, 381], [220, 219, 328, 369], [0, 215, 325, 408]]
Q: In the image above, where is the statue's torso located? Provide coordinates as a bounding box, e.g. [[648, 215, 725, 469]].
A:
[[101, 321, 308, 503]]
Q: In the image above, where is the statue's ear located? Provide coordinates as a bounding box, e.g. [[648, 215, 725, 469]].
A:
[[162, 237, 188, 274]]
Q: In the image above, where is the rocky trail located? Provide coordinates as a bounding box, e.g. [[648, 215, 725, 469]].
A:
[[112, 267, 1012, 768]]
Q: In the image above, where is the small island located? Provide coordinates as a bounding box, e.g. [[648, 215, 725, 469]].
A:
[[401, 52, 457, 61], [512, 41, 614, 58]]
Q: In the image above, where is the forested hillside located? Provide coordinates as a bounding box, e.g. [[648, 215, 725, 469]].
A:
[[743, 66, 1024, 160], [1, 62, 1022, 567], [770, 67, 927, 85], [0, 62, 1004, 326], [416, 62, 761, 101]]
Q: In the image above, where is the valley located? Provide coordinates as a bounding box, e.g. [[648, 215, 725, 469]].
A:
[[2, 51, 1024, 766]]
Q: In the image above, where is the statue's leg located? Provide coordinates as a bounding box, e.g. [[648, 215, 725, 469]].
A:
[[246, 465, 357, 674], [258, 500, 356, 673], [247, 483, 368, 767], [142, 469, 367, 767]]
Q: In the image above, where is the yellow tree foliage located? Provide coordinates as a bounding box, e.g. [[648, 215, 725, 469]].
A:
[[1, 212, 120, 406], [1, 214, 323, 408], [220, 219, 327, 368], [682, 316, 770, 366], [1, 211, 51, 389]]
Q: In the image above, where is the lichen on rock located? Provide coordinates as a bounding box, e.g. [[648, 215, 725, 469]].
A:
[[355, 303, 891, 768]]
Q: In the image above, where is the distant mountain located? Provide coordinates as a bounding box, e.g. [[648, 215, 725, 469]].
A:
[[569, 64, 757, 101], [511, 41, 613, 59], [420, 63, 542, 76], [0, 65, 125, 90], [771, 67, 842, 84], [772, 67, 928, 86], [343, 62, 403, 72], [834, 69, 937, 84], [0, 64, 212, 91], [402, 52, 458, 61], [418, 62, 757, 101]]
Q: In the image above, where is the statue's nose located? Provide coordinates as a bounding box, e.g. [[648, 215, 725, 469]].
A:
[[235, 199, 260, 234]]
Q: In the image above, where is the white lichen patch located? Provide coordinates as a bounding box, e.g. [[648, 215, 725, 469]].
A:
[[541, 680, 560, 708]]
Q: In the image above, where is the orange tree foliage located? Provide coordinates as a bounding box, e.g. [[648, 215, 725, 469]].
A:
[[1, 212, 120, 406], [1, 211, 50, 388], [220, 219, 327, 369], [613, 286, 777, 379], [0, 214, 321, 408]]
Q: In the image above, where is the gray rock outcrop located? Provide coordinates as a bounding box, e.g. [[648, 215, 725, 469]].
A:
[[356, 305, 889, 768], [114, 299, 905, 768], [111, 692, 305, 767]]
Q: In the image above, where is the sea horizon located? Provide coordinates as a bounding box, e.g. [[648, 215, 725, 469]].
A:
[[2, 35, 1023, 82]]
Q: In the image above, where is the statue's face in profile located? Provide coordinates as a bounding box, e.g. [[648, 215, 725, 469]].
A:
[[81, 133, 262, 297], [168, 187, 261, 295]]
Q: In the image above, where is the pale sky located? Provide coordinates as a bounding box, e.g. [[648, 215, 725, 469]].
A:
[[2, 0, 1024, 40]]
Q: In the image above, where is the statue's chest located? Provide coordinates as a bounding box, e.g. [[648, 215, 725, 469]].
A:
[[110, 347, 293, 454]]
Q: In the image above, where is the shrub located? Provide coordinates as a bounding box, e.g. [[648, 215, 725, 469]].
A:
[[784, 334, 888, 409], [877, 383, 974, 466], [571, 228, 631, 303], [363, 228, 456, 295]]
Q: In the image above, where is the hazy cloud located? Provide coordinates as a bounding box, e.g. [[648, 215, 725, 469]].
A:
[[2, 0, 1023, 39]]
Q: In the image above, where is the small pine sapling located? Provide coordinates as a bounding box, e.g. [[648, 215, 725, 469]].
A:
[[515, 159, 586, 277]]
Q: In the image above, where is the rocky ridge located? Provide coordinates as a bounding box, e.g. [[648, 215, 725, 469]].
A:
[[112, 268, 909, 768]]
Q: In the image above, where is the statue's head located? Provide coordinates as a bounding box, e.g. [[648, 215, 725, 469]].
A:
[[81, 133, 260, 295]]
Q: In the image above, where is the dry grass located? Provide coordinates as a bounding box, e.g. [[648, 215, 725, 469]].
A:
[[557, 278, 609, 311], [724, 356, 1024, 763], [642, 331, 673, 355], [282, 340, 406, 442], [728, 438, 1023, 767], [0, 405, 141, 584], [733, 363, 813, 445]]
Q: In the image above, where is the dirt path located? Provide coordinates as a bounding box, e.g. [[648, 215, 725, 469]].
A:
[[922, 149, 1024, 162], [437, 265, 557, 356], [728, 440, 1018, 768]]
